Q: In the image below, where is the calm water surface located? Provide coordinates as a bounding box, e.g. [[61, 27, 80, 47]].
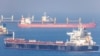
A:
[[0, 16, 100, 56]]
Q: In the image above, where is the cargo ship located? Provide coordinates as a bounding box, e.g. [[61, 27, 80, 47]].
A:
[[4, 26, 99, 51], [0, 24, 12, 36], [18, 13, 96, 28]]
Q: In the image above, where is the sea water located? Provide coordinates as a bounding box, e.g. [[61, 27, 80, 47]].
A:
[[0, 15, 100, 56]]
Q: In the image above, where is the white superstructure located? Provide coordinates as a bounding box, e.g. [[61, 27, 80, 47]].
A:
[[66, 26, 96, 46], [0, 24, 8, 34], [41, 12, 55, 23]]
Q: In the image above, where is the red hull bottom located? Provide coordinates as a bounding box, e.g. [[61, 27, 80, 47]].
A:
[[18, 23, 96, 28]]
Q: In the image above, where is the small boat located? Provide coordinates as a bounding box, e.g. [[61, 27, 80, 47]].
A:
[[4, 26, 99, 51], [18, 13, 96, 28]]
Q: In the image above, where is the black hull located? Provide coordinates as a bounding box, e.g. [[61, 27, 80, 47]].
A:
[[0, 31, 12, 36], [2, 33, 12, 36], [5, 43, 99, 51], [0, 33, 12, 36]]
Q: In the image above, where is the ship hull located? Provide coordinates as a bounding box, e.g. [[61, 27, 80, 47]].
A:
[[5, 43, 99, 51], [18, 23, 96, 28], [2, 33, 12, 36], [0, 31, 12, 36]]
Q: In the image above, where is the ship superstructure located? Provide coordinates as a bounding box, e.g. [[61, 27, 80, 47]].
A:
[[4, 26, 99, 51], [0, 24, 7, 34], [0, 24, 12, 36], [20, 12, 55, 24], [66, 26, 95, 46]]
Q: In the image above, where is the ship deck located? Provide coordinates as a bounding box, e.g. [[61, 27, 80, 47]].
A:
[[4, 38, 65, 46], [18, 22, 96, 28]]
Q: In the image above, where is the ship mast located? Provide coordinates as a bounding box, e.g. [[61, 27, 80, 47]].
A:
[[66, 17, 69, 24], [78, 17, 83, 29], [79, 17, 82, 25], [12, 32, 15, 40]]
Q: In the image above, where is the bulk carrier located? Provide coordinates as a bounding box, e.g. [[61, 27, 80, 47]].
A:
[[18, 13, 96, 28], [4, 26, 99, 51]]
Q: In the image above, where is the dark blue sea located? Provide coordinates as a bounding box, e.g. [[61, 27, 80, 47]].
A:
[[0, 15, 100, 56]]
